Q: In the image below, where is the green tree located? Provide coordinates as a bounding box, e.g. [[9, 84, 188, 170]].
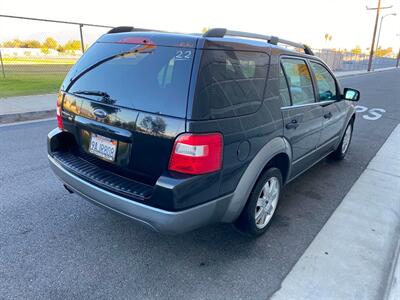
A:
[[43, 37, 58, 49], [375, 47, 393, 57], [2, 39, 23, 48], [64, 40, 81, 51], [56, 45, 66, 53], [351, 46, 362, 55], [324, 33, 332, 41], [2, 38, 44, 48], [20, 40, 41, 48]]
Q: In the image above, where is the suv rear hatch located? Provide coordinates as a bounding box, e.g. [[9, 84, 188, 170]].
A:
[[57, 33, 197, 188]]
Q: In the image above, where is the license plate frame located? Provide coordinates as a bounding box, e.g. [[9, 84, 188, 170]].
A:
[[89, 133, 118, 162]]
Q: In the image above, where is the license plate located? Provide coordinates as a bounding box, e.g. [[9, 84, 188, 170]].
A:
[[89, 134, 117, 162]]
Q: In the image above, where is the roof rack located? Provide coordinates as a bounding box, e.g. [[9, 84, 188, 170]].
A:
[[107, 26, 164, 34], [203, 28, 314, 56]]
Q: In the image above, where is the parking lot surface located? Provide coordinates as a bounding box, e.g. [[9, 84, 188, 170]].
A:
[[1, 69, 399, 299]]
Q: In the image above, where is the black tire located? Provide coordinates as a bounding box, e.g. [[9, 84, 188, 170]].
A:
[[234, 167, 282, 237], [330, 122, 353, 161]]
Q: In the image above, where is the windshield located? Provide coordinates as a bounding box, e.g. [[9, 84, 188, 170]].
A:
[[65, 42, 195, 118]]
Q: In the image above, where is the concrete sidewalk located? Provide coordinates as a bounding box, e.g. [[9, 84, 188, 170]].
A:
[[271, 124, 400, 300], [0, 93, 56, 124], [334, 66, 397, 77], [0, 67, 398, 124]]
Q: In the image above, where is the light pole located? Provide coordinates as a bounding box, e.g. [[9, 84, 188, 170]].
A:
[[0, 48, 5, 79], [396, 34, 400, 68], [366, 1, 393, 71], [79, 24, 85, 53], [397, 50, 400, 67], [376, 13, 397, 53]]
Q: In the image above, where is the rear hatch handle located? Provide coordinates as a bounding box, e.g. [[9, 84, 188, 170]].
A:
[[75, 116, 133, 142]]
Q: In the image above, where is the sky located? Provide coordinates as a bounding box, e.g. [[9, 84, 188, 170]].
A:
[[0, 0, 399, 51]]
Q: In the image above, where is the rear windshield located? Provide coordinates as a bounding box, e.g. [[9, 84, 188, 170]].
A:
[[192, 50, 269, 119], [66, 42, 195, 118]]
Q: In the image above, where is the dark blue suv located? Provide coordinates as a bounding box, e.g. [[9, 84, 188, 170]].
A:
[[47, 27, 360, 237]]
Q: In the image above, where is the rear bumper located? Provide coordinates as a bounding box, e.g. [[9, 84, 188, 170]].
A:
[[48, 154, 233, 234]]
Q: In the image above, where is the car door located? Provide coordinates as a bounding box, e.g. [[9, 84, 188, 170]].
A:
[[280, 57, 323, 178], [309, 61, 347, 153]]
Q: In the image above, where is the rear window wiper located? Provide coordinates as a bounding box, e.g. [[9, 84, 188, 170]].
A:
[[72, 90, 110, 98], [72, 90, 116, 105]]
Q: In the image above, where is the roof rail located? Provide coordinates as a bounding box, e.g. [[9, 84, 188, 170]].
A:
[[203, 28, 314, 56], [107, 26, 164, 34]]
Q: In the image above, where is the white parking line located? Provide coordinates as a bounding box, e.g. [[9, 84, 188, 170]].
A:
[[271, 124, 400, 300]]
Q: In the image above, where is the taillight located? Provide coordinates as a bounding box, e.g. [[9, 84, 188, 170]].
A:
[[168, 133, 223, 175], [56, 92, 63, 130]]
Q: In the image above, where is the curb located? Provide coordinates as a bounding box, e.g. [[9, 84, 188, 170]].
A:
[[271, 124, 400, 300], [0, 93, 56, 101], [0, 109, 56, 124], [384, 237, 400, 300], [335, 67, 398, 78]]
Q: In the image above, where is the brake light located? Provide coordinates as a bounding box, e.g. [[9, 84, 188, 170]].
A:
[[56, 92, 63, 130], [168, 133, 223, 175], [117, 37, 155, 46]]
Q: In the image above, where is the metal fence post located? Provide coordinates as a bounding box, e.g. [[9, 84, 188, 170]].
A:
[[79, 24, 85, 53], [332, 50, 338, 71], [0, 48, 5, 78]]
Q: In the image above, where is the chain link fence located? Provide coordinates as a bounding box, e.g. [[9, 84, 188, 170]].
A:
[[0, 15, 112, 97], [0, 15, 398, 97], [312, 48, 397, 71]]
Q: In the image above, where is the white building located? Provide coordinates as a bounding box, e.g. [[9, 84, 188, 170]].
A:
[[0, 47, 82, 57]]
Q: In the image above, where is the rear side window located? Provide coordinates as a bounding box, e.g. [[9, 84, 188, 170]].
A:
[[68, 43, 195, 118], [281, 58, 315, 106], [193, 50, 269, 119], [279, 65, 291, 106], [309, 61, 337, 101]]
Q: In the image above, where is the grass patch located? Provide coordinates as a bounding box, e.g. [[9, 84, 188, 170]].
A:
[[0, 64, 71, 97], [0, 73, 64, 97]]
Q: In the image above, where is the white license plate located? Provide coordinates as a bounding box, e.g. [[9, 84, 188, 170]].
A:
[[89, 134, 117, 162]]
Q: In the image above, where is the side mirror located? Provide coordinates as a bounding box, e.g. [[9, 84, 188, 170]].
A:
[[342, 88, 360, 101]]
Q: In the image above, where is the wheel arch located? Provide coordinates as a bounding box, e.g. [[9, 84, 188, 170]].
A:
[[335, 111, 356, 150], [263, 152, 290, 185], [221, 136, 292, 223], [350, 112, 356, 124]]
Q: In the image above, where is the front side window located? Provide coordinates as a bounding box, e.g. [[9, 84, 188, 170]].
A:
[[310, 62, 337, 101], [193, 50, 269, 119], [281, 58, 315, 106]]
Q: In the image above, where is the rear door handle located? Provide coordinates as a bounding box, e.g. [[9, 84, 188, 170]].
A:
[[324, 112, 333, 119], [286, 119, 299, 130]]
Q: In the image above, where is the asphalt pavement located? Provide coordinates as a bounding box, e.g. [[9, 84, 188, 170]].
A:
[[1, 69, 399, 300]]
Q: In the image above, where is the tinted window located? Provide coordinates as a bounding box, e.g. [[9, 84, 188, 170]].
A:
[[279, 65, 291, 106], [68, 43, 194, 118], [310, 62, 337, 101], [281, 58, 315, 105], [193, 50, 269, 119]]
